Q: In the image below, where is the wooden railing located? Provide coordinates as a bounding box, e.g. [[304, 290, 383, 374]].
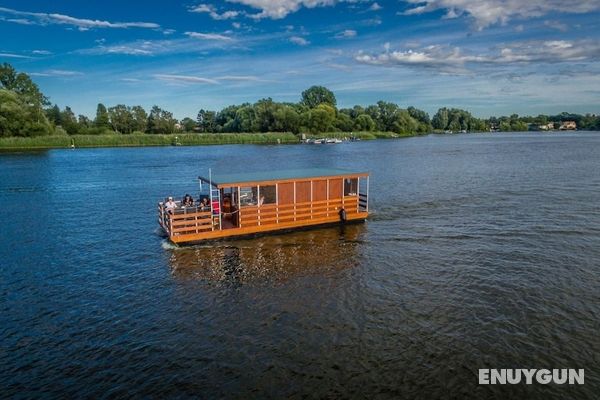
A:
[[158, 203, 214, 237], [238, 196, 364, 228], [159, 193, 368, 237]]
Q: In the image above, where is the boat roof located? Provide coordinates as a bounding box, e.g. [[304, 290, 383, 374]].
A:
[[199, 168, 368, 187]]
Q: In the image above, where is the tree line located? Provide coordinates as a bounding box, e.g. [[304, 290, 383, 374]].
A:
[[1, 62, 599, 138]]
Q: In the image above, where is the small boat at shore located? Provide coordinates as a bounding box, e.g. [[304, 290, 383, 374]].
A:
[[158, 168, 370, 244]]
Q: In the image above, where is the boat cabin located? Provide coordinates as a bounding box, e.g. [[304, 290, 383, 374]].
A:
[[158, 168, 369, 244]]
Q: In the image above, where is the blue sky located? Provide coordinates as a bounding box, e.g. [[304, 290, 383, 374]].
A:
[[1, 0, 599, 119]]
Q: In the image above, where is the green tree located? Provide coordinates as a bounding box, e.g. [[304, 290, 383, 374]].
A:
[[180, 117, 197, 132], [131, 105, 147, 133], [0, 89, 53, 136], [108, 104, 134, 134], [197, 109, 216, 132], [306, 103, 336, 133], [354, 114, 375, 131], [335, 112, 354, 132], [432, 108, 450, 130], [61, 106, 79, 134], [94, 103, 110, 129], [301, 85, 336, 109], [273, 105, 300, 133], [147, 105, 177, 134]]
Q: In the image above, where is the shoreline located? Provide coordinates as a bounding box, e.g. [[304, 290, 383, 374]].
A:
[[0, 131, 409, 150], [0, 130, 588, 151]]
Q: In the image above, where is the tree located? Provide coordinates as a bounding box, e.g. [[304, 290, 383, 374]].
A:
[[180, 117, 197, 132], [432, 108, 450, 130], [131, 105, 147, 133], [61, 106, 79, 134], [197, 109, 217, 132], [147, 105, 177, 134], [108, 104, 134, 134], [305, 103, 336, 133], [273, 105, 300, 133], [354, 114, 375, 131], [0, 89, 53, 137], [335, 112, 354, 132], [301, 85, 336, 108], [94, 103, 110, 129], [45, 104, 62, 126], [0, 62, 48, 107]]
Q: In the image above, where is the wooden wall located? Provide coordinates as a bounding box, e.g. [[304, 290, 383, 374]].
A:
[[328, 179, 343, 200], [312, 180, 327, 201], [277, 182, 294, 205], [276, 177, 353, 205]]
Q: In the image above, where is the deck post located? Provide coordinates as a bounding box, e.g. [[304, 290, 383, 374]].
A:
[[366, 176, 369, 212], [310, 180, 313, 219], [238, 186, 241, 228], [327, 179, 330, 217], [257, 185, 261, 226], [357, 177, 360, 214], [293, 181, 297, 221]]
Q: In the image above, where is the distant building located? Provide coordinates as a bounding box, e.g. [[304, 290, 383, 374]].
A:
[[559, 121, 577, 130]]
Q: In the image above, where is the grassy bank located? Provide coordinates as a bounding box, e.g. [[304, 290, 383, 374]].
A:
[[0, 132, 300, 150]]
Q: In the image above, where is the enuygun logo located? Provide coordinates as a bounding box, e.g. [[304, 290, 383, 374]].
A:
[[479, 369, 584, 385]]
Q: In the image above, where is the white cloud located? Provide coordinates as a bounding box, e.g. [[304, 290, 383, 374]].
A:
[[189, 4, 240, 20], [185, 31, 234, 41], [289, 36, 310, 45], [31, 50, 52, 55], [0, 52, 33, 58], [369, 2, 382, 11], [154, 74, 219, 84], [400, 0, 600, 30], [355, 40, 600, 72], [216, 75, 263, 81], [227, 0, 336, 19], [0, 6, 160, 30], [544, 20, 568, 32], [29, 69, 83, 77], [335, 29, 357, 39]]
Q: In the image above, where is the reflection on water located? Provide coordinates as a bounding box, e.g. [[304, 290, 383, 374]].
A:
[[169, 223, 366, 284]]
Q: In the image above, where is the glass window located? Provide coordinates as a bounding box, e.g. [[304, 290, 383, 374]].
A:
[[344, 178, 358, 196], [259, 185, 276, 205], [239, 186, 257, 206]]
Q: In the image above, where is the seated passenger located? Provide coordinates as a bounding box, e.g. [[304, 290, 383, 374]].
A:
[[200, 197, 210, 210], [165, 196, 177, 212], [182, 194, 194, 207]]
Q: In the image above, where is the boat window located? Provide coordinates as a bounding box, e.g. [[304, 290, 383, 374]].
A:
[[344, 178, 358, 196], [240, 186, 257, 206], [259, 185, 276, 205]]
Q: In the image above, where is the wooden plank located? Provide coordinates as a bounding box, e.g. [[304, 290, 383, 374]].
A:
[[278, 182, 294, 205], [328, 179, 343, 200]]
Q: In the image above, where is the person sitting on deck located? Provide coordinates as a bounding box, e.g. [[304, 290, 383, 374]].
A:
[[182, 194, 194, 207], [165, 196, 177, 213], [199, 197, 210, 210]]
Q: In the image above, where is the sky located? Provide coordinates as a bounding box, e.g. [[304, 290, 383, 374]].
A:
[[1, 0, 600, 119]]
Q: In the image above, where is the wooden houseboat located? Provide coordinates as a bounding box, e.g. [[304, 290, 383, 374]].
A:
[[158, 168, 369, 244]]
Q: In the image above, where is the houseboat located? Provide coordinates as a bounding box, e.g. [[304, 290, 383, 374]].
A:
[[158, 168, 369, 244]]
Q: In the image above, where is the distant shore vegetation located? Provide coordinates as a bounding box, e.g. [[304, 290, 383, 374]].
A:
[[1, 62, 599, 146]]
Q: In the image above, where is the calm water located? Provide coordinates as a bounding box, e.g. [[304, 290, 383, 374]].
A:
[[1, 133, 599, 399]]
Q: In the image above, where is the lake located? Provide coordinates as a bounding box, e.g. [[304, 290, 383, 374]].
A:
[[1, 132, 599, 399]]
